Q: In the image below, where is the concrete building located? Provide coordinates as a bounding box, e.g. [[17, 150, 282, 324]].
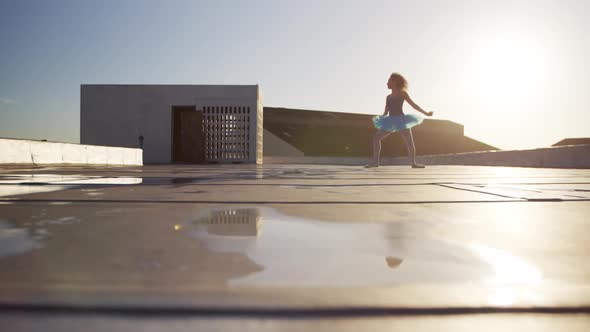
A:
[[80, 85, 495, 165], [81, 85, 263, 164]]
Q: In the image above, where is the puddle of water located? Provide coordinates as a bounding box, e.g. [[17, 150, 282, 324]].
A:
[[0, 215, 81, 258], [178, 207, 541, 288], [0, 175, 142, 197], [43, 217, 79, 225], [138, 170, 343, 185], [0, 185, 74, 198], [0, 219, 43, 257], [0, 174, 80, 184], [0, 174, 143, 185], [469, 244, 542, 285], [0, 204, 544, 298]]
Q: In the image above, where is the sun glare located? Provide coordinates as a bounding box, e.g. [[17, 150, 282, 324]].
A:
[[453, 28, 556, 149], [467, 32, 548, 114]]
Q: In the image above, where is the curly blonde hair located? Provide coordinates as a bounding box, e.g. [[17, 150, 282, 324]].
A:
[[389, 73, 408, 91]]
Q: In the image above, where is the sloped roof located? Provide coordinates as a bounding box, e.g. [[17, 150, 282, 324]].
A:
[[264, 107, 463, 134], [263, 107, 497, 157], [552, 138, 590, 147]]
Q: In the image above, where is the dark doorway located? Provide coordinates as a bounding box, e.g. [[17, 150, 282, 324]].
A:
[[172, 106, 204, 163]]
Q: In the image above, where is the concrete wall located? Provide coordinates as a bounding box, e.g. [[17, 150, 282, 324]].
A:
[[265, 145, 590, 169], [81, 85, 261, 164], [262, 129, 304, 157], [256, 88, 264, 163], [409, 145, 590, 168], [0, 138, 142, 165]]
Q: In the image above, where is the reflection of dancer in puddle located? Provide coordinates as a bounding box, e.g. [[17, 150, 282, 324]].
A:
[[386, 256, 403, 268], [366, 73, 434, 168]]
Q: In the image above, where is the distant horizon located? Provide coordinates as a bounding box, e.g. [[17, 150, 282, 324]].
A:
[[0, 89, 588, 150], [1, 0, 589, 150], [2, 102, 587, 151]]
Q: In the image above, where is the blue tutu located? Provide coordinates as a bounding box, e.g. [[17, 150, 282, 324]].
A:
[[372, 114, 424, 132]]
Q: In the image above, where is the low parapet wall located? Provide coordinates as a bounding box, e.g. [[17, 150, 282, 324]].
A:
[[407, 145, 590, 168], [0, 138, 143, 166], [265, 145, 590, 169]]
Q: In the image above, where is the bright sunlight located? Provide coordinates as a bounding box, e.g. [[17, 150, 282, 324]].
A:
[[470, 32, 547, 112]]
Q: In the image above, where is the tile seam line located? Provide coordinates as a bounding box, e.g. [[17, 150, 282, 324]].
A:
[[2, 182, 589, 187], [1, 304, 590, 317], [1, 183, 444, 187], [437, 184, 521, 199], [3, 199, 588, 205], [6, 176, 589, 180], [6, 183, 589, 188]]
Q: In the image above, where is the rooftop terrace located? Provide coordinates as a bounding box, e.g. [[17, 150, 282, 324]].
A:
[[0, 164, 589, 330]]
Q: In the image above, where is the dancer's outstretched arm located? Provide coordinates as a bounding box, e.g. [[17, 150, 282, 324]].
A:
[[402, 91, 433, 116]]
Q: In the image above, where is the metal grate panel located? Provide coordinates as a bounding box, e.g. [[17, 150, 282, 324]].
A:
[[203, 106, 251, 162]]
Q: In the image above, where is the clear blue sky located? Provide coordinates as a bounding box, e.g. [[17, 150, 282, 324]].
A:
[[1, 0, 589, 149]]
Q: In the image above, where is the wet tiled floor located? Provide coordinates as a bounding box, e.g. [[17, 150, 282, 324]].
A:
[[0, 164, 589, 330]]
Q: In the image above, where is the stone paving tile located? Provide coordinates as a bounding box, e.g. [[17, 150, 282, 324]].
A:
[[0, 164, 589, 324], [440, 184, 590, 200], [0, 201, 589, 309], [0, 183, 516, 203], [2, 312, 589, 332]]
